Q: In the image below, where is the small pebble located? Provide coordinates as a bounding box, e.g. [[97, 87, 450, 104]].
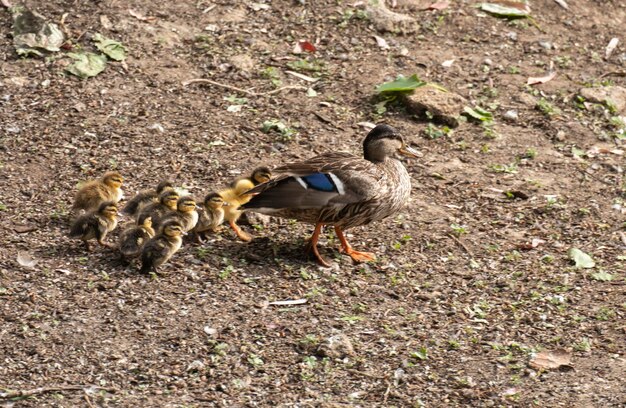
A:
[[503, 110, 518, 121]]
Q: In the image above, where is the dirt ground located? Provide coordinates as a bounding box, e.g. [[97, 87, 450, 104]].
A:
[[1, 0, 625, 407]]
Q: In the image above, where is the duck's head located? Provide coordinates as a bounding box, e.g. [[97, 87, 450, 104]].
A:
[[204, 192, 226, 210], [176, 196, 197, 213], [363, 124, 420, 162], [251, 167, 272, 185], [160, 190, 180, 210], [102, 171, 124, 188], [162, 220, 185, 238], [97, 201, 118, 218], [156, 180, 174, 194]]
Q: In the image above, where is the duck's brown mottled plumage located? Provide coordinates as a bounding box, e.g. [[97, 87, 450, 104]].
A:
[[243, 124, 418, 266]]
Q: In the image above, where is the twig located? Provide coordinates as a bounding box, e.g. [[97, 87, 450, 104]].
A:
[[0, 385, 116, 399], [447, 233, 473, 256], [182, 78, 306, 96], [600, 71, 626, 78], [84, 393, 96, 408]]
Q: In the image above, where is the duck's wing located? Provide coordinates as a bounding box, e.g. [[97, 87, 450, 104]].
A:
[[244, 153, 382, 210]]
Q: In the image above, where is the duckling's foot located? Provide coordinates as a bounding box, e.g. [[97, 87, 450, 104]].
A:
[[230, 221, 252, 242]]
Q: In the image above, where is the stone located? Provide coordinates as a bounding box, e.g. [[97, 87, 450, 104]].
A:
[[229, 54, 255, 72], [503, 110, 518, 121], [580, 86, 626, 114], [367, 2, 419, 34], [402, 86, 467, 127], [317, 334, 355, 359]]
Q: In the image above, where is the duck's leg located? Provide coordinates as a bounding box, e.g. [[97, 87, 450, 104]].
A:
[[305, 223, 331, 267], [334, 226, 376, 263], [229, 220, 252, 242]]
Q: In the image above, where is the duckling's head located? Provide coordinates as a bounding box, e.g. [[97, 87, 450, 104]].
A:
[[159, 190, 180, 210], [204, 192, 226, 210], [102, 171, 124, 188], [156, 180, 174, 194], [162, 220, 185, 238], [363, 124, 420, 162], [97, 201, 118, 218], [141, 216, 153, 229], [251, 167, 272, 185], [177, 196, 197, 213]]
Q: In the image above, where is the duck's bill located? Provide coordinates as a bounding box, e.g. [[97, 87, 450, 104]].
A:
[[399, 145, 421, 158]]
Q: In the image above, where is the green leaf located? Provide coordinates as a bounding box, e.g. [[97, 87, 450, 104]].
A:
[[571, 146, 586, 159], [568, 248, 595, 269], [591, 271, 614, 282], [375, 74, 427, 94], [66, 52, 107, 78], [93, 33, 127, 61], [410, 347, 428, 361], [463, 106, 493, 122], [479, 2, 531, 18]]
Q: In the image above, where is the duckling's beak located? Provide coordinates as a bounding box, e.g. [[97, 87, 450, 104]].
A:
[[399, 144, 421, 159]]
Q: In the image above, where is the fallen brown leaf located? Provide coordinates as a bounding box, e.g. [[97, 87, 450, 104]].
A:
[[529, 348, 572, 370]]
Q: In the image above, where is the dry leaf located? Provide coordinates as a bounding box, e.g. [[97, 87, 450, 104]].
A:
[[17, 251, 38, 269], [128, 9, 155, 22], [529, 348, 572, 370], [441, 59, 455, 67], [527, 71, 557, 85], [553, 0, 568, 9], [605, 38, 619, 60], [425, 0, 450, 10]]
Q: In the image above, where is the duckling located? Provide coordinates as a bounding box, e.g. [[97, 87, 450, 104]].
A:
[[140, 220, 185, 274], [72, 171, 124, 214], [193, 192, 227, 242], [69, 201, 119, 250], [136, 189, 179, 227], [159, 196, 199, 232], [122, 180, 174, 217], [118, 217, 156, 261], [243, 124, 419, 267], [219, 166, 271, 242]]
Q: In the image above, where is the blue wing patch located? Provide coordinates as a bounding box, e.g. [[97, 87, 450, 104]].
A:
[[300, 173, 338, 192]]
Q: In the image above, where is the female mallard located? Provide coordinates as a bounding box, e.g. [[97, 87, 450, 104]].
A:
[[242, 124, 419, 267]]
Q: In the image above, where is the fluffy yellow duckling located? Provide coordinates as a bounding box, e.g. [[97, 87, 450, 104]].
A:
[[140, 220, 185, 274], [219, 166, 271, 242], [158, 196, 199, 232], [69, 201, 119, 250], [72, 171, 124, 214], [193, 192, 227, 242], [122, 180, 174, 217], [136, 189, 179, 227], [119, 217, 156, 261]]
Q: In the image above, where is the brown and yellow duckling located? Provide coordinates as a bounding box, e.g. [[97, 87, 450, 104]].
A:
[[219, 166, 271, 242], [136, 189, 179, 227], [122, 180, 174, 217], [118, 217, 156, 261], [72, 171, 124, 214], [140, 220, 185, 274], [159, 196, 199, 232], [193, 192, 227, 242], [69, 201, 119, 250]]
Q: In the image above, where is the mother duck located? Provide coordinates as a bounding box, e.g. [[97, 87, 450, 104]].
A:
[[242, 124, 419, 267]]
